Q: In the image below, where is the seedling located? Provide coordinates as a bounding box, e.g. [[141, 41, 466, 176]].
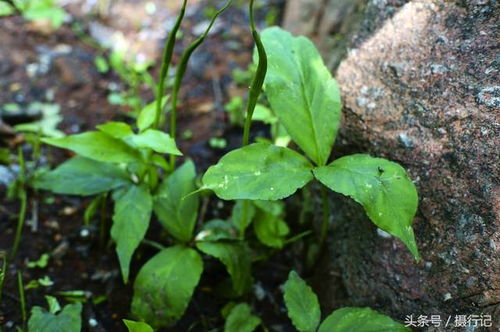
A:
[[27, 296, 82, 332], [203, 27, 420, 261], [283, 271, 410, 332]]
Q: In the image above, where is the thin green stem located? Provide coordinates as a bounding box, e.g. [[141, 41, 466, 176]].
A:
[[17, 271, 26, 327], [142, 239, 166, 251], [10, 148, 26, 261], [99, 193, 108, 248], [169, 0, 232, 168], [319, 185, 330, 247], [242, 0, 268, 146], [0, 254, 6, 302], [153, 0, 188, 129]]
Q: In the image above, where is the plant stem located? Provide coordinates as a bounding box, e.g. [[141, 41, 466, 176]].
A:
[[10, 148, 27, 261], [99, 193, 108, 248], [242, 0, 268, 146], [17, 271, 26, 327], [319, 185, 330, 247], [169, 0, 232, 168], [0, 254, 6, 302], [153, 0, 188, 130], [142, 239, 165, 251]]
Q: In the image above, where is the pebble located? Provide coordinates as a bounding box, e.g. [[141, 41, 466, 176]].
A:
[[398, 133, 415, 149]]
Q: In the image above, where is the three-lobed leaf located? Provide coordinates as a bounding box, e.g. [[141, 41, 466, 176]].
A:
[[43, 131, 141, 164], [283, 271, 321, 332], [111, 185, 153, 283], [131, 246, 203, 328], [202, 142, 314, 200], [154, 160, 198, 242], [258, 27, 341, 166], [28, 303, 82, 332], [224, 303, 261, 332], [318, 307, 410, 332], [34, 156, 130, 196], [314, 154, 419, 260], [196, 241, 252, 296]]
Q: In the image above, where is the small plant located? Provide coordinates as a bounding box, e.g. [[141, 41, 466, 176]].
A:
[[202, 27, 420, 260], [30, 0, 420, 330], [283, 271, 409, 332], [0, 0, 67, 29], [27, 296, 82, 332]]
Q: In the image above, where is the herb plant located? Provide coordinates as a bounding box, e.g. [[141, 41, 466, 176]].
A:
[[283, 271, 410, 332], [203, 27, 420, 260], [29, 0, 420, 330]]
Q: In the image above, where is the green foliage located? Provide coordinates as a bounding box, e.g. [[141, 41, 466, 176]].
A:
[[318, 307, 410, 332], [258, 27, 341, 166], [131, 246, 203, 328], [283, 271, 320, 332], [196, 241, 252, 296], [131, 129, 181, 155], [283, 272, 408, 332], [253, 206, 289, 248], [28, 301, 82, 332], [31, 2, 421, 329], [111, 185, 153, 283], [202, 142, 314, 200], [43, 132, 141, 164], [224, 303, 261, 332], [27, 253, 50, 269], [20, 0, 66, 29], [137, 96, 168, 132], [123, 319, 154, 332], [34, 156, 130, 196], [154, 160, 198, 242], [314, 154, 420, 260], [230, 200, 256, 236]]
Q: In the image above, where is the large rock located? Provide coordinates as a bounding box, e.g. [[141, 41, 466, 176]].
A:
[[287, 0, 499, 324]]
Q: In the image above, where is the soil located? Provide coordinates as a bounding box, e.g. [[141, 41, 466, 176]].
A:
[[0, 1, 314, 331]]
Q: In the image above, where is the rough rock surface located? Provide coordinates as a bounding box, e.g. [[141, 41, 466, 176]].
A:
[[287, 0, 499, 326]]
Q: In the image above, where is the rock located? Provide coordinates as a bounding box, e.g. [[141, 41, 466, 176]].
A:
[[286, 0, 499, 321]]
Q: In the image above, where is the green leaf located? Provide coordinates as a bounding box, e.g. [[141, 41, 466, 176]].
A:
[[28, 303, 82, 332], [253, 208, 289, 248], [196, 219, 237, 242], [43, 131, 141, 164], [111, 185, 153, 283], [33, 156, 130, 195], [258, 27, 341, 166], [313, 154, 419, 260], [283, 271, 320, 332], [318, 307, 410, 332], [224, 303, 261, 332], [45, 296, 61, 314], [123, 319, 154, 332], [131, 129, 182, 155], [154, 160, 198, 242], [137, 96, 169, 132], [231, 200, 256, 236], [132, 246, 203, 328], [202, 142, 313, 200], [23, 1, 66, 29], [97, 121, 134, 139], [196, 241, 252, 296]]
